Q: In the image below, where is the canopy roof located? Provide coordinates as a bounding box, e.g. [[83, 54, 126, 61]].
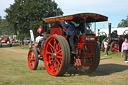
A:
[[43, 13, 108, 23]]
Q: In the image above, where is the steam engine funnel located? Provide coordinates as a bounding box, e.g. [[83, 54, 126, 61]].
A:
[[108, 23, 111, 35]]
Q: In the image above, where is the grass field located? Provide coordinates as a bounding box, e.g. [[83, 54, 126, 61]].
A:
[[0, 44, 128, 85]]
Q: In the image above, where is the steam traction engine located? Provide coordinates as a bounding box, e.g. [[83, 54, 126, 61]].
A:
[[101, 23, 128, 52], [28, 13, 108, 76]]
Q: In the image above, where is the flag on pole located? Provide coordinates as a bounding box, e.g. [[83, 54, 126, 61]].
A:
[[37, 26, 42, 33]]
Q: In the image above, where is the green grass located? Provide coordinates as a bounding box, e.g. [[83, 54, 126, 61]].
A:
[[0, 47, 128, 85], [100, 51, 122, 58], [12, 43, 30, 49], [1, 43, 30, 49]]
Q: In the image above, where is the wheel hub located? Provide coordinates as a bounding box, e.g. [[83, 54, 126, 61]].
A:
[[51, 52, 57, 59], [30, 57, 32, 62]]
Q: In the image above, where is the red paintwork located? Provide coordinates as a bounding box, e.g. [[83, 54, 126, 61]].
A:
[[43, 15, 73, 23], [63, 28, 66, 32], [83, 42, 95, 57], [63, 35, 68, 39], [43, 36, 63, 75], [40, 48, 43, 57], [77, 42, 95, 57], [38, 24, 97, 70], [81, 60, 93, 66], [78, 36, 97, 42], [111, 41, 119, 52], [77, 36, 96, 57], [28, 50, 36, 70], [43, 13, 108, 23], [46, 35, 51, 39], [28, 12, 107, 75], [40, 41, 46, 57], [50, 24, 63, 35], [40, 25, 97, 68], [1, 38, 9, 43], [76, 59, 81, 67]]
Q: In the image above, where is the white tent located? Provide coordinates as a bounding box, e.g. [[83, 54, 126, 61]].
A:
[[96, 27, 128, 36]]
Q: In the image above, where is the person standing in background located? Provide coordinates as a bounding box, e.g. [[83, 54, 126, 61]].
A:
[[104, 39, 108, 56], [19, 42, 22, 47], [121, 38, 128, 63], [7, 40, 10, 47], [118, 35, 123, 52], [21, 41, 24, 49], [24, 42, 26, 47]]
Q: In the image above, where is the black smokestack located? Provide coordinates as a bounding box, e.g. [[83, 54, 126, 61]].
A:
[[108, 23, 111, 35]]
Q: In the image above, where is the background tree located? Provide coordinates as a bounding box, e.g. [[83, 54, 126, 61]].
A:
[[0, 17, 11, 35], [118, 15, 128, 27], [5, 0, 63, 40], [0, 16, 1, 21]]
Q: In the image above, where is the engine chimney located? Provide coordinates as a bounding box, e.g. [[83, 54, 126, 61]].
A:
[[108, 23, 111, 35]]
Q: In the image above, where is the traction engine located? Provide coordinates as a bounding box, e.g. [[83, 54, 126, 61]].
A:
[[28, 13, 108, 76]]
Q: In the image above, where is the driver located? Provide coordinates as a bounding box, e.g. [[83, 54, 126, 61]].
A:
[[77, 19, 86, 34], [62, 20, 77, 54]]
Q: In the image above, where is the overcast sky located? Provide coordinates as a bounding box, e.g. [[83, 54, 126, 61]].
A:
[[0, 0, 128, 29]]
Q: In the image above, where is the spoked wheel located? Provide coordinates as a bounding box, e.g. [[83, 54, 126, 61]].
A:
[[111, 41, 119, 52], [43, 35, 70, 76], [78, 42, 100, 74], [28, 49, 39, 70]]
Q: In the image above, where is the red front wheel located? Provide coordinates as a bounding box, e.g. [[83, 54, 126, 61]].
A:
[[28, 49, 39, 70]]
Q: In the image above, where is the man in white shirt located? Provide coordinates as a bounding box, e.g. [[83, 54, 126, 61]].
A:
[[36, 36, 43, 43], [104, 39, 108, 56], [7, 41, 10, 47], [35, 34, 44, 49]]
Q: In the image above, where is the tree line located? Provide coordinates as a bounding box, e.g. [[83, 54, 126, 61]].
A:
[[2, 0, 63, 40], [118, 16, 128, 27], [0, 16, 11, 35], [0, 0, 128, 40]]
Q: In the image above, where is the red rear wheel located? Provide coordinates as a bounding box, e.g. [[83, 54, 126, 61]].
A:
[[43, 35, 70, 76], [78, 42, 100, 74], [28, 49, 39, 70], [111, 41, 119, 52]]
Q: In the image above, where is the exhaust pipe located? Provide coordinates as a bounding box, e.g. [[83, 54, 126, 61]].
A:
[[108, 23, 111, 35]]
